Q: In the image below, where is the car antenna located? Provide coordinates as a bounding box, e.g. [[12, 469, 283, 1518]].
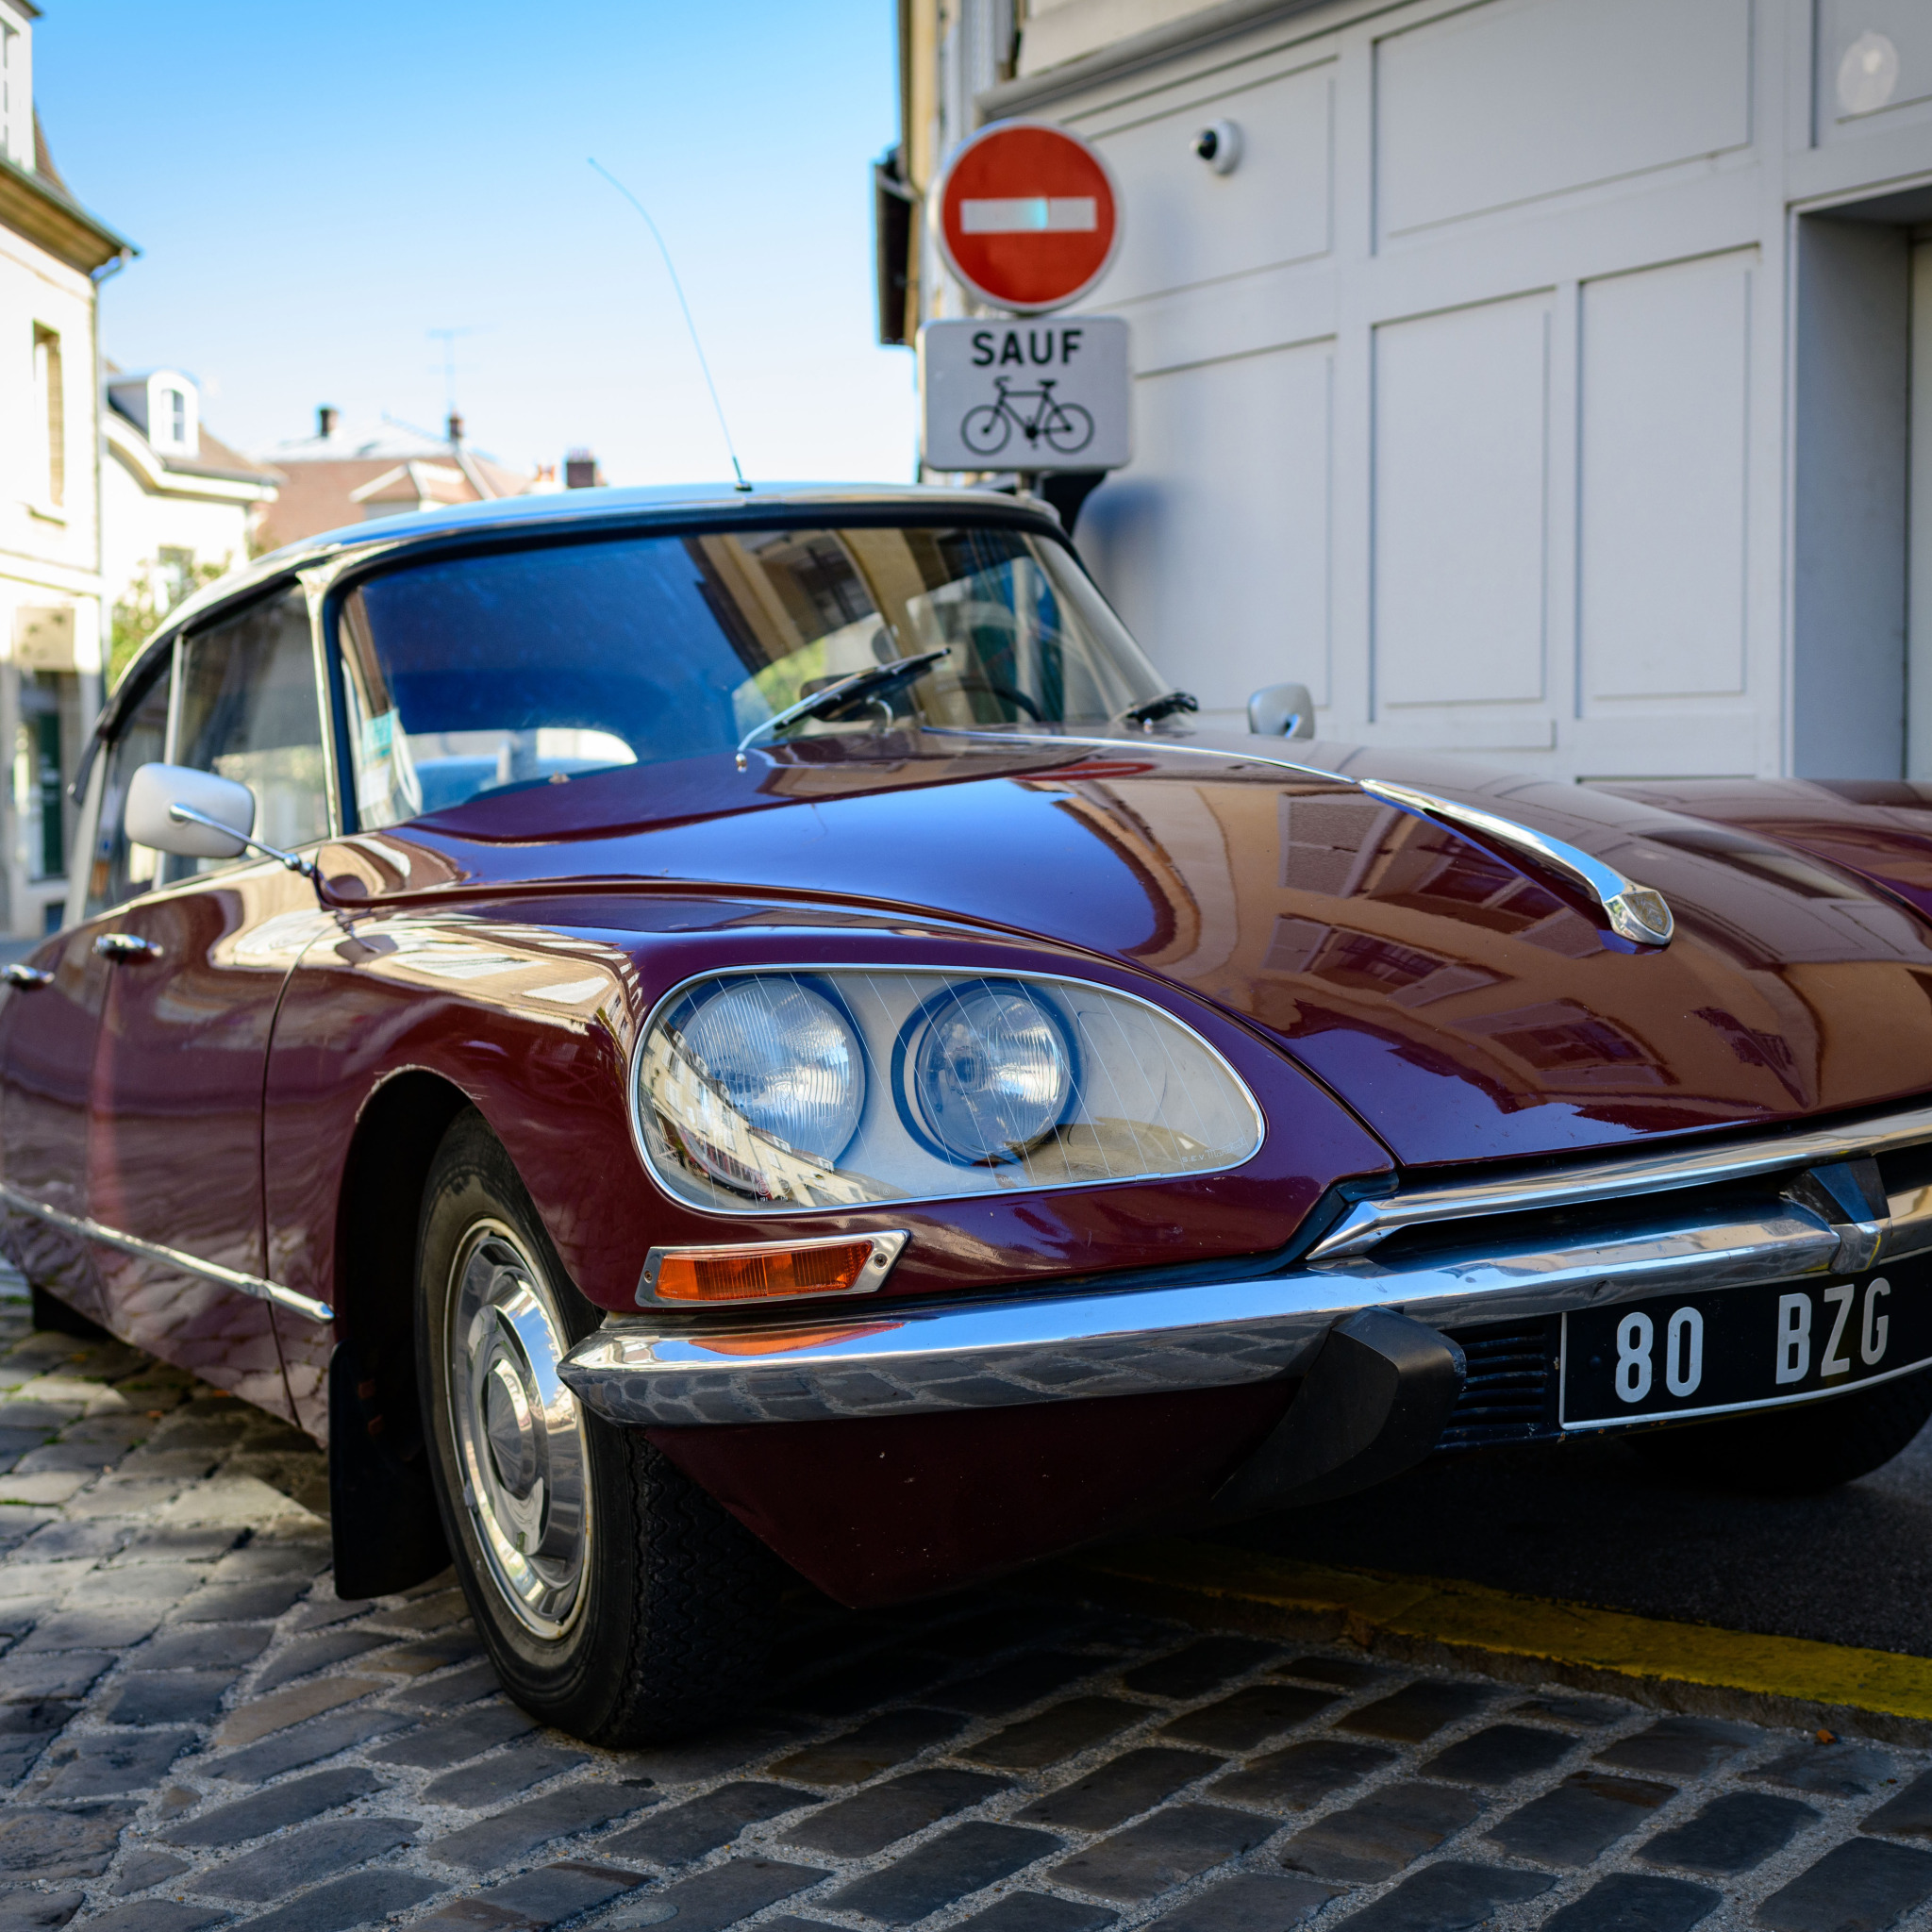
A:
[[590, 158, 752, 493]]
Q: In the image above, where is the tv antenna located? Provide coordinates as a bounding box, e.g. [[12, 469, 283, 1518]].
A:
[[590, 158, 751, 492], [426, 326, 477, 424]]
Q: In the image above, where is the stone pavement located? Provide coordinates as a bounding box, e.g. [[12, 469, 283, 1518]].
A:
[[0, 1289, 1929, 1932]]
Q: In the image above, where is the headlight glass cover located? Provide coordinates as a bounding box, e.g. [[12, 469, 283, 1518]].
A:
[[633, 968, 1263, 1211]]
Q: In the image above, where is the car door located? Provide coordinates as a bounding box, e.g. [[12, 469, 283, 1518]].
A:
[[83, 582, 335, 1417], [0, 657, 175, 1327]]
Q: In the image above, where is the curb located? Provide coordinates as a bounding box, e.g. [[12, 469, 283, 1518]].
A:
[[1043, 1538, 1932, 1744]]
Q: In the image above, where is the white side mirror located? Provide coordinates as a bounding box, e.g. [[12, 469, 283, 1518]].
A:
[[125, 763, 256, 860], [1248, 682, 1316, 740]]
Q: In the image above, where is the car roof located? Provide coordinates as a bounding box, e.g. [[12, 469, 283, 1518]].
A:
[[83, 481, 1065, 782], [160, 481, 1052, 636]]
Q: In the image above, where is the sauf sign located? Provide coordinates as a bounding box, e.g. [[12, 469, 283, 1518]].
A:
[[919, 120, 1130, 478], [920, 317, 1129, 473]]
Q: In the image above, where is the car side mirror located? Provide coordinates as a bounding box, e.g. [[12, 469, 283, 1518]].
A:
[[1248, 682, 1316, 739], [125, 762, 256, 859]]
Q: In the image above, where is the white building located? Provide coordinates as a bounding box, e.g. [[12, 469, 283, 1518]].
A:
[[0, 0, 132, 936], [102, 366, 277, 682], [897, 0, 1932, 782]]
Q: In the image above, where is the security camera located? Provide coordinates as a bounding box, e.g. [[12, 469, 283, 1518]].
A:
[[1193, 119, 1241, 175]]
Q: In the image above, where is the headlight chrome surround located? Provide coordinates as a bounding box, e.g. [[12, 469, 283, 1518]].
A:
[[629, 964, 1265, 1215]]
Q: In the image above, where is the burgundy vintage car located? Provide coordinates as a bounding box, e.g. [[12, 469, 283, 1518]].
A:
[[6, 483, 1932, 1742]]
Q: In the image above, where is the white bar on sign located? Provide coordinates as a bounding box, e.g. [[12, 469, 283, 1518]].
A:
[[958, 196, 1098, 235]]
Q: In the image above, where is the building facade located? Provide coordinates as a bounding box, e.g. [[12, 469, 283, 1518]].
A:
[[102, 366, 278, 686], [256, 409, 545, 554], [0, 0, 132, 936], [896, 0, 1932, 782]]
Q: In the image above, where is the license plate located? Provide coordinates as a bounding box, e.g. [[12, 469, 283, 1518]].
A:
[[1558, 1262, 1932, 1428]]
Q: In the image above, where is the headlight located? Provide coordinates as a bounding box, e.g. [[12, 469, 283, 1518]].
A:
[[656, 979, 862, 1194], [904, 981, 1074, 1163], [633, 968, 1262, 1212]]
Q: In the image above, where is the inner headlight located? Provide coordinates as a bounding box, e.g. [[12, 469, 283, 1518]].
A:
[[903, 981, 1074, 1164], [633, 968, 1262, 1212]]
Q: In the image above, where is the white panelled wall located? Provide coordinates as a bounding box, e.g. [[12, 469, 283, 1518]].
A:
[[919, 0, 1932, 780]]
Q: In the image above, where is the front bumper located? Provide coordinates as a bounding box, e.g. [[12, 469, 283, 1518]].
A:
[[558, 1099, 1932, 1430]]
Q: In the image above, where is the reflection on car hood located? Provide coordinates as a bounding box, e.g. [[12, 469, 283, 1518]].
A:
[[360, 730, 1932, 1168]]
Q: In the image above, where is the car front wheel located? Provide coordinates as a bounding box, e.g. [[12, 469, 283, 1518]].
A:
[[415, 1108, 776, 1742], [1633, 1367, 1932, 1494]]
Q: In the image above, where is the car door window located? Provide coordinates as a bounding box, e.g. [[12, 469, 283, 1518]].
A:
[[82, 655, 173, 918], [171, 585, 328, 877]]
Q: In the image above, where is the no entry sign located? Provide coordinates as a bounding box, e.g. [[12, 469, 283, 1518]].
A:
[[933, 120, 1121, 314]]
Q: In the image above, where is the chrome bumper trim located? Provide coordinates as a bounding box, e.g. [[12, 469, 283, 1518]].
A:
[[1310, 1100, 1932, 1260], [0, 1182, 335, 1324], [557, 1189, 1922, 1427]]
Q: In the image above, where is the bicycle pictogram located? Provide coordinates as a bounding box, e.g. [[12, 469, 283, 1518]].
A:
[[959, 377, 1095, 458]]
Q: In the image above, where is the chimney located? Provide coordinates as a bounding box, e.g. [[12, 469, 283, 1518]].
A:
[[565, 448, 600, 489], [446, 410, 464, 443], [317, 405, 338, 440]]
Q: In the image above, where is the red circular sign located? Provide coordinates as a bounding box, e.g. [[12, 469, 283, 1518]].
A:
[[934, 120, 1121, 314]]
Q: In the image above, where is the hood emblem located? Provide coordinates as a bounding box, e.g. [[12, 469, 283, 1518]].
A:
[[1358, 778, 1674, 948]]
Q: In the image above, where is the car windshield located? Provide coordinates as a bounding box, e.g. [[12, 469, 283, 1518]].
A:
[[335, 519, 1168, 827]]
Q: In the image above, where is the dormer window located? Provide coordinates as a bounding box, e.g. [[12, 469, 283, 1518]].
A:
[[111, 371, 200, 456], [0, 15, 23, 173]]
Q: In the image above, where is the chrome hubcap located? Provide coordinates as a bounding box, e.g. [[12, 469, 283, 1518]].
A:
[[447, 1223, 590, 1638]]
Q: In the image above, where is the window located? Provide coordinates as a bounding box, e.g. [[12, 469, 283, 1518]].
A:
[[157, 547, 196, 612], [334, 522, 1164, 827], [85, 658, 171, 917], [32, 327, 62, 508], [13, 673, 66, 884], [169, 586, 328, 876], [0, 20, 19, 170], [166, 388, 187, 448]]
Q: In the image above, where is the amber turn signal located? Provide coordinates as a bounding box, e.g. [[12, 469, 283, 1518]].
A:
[[639, 1231, 908, 1306]]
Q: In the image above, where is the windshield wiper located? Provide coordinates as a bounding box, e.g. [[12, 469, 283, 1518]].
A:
[[737, 646, 954, 760], [1117, 690, 1198, 730]]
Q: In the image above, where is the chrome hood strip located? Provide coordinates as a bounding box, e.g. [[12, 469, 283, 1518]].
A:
[[0, 1182, 335, 1324], [1356, 777, 1674, 947], [925, 728, 1674, 946]]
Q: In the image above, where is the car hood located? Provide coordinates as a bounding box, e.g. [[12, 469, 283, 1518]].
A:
[[345, 730, 1932, 1169]]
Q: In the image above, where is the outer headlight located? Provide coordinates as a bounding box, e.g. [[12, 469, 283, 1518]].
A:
[[644, 979, 863, 1199], [633, 968, 1262, 1212]]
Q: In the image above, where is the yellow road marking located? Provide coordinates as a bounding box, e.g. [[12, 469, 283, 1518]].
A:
[[1062, 1539, 1932, 1724]]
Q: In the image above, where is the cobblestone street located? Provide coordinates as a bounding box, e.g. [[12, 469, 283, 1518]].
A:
[[1, 1282, 1931, 1932]]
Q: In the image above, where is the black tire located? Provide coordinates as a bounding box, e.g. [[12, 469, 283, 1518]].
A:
[[29, 1282, 107, 1341], [1633, 1368, 1932, 1494], [415, 1109, 777, 1742]]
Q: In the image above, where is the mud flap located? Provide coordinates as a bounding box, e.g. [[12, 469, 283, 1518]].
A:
[[327, 1337, 449, 1600]]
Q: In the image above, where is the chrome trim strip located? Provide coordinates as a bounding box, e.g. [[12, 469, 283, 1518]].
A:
[[636, 1229, 910, 1307], [557, 1198, 1886, 1427], [1357, 778, 1674, 948], [0, 1182, 335, 1324], [923, 725, 1338, 786], [925, 729, 1674, 943], [1309, 1100, 1932, 1261]]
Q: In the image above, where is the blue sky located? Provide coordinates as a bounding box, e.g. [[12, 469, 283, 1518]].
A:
[[34, 1, 917, 485]]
